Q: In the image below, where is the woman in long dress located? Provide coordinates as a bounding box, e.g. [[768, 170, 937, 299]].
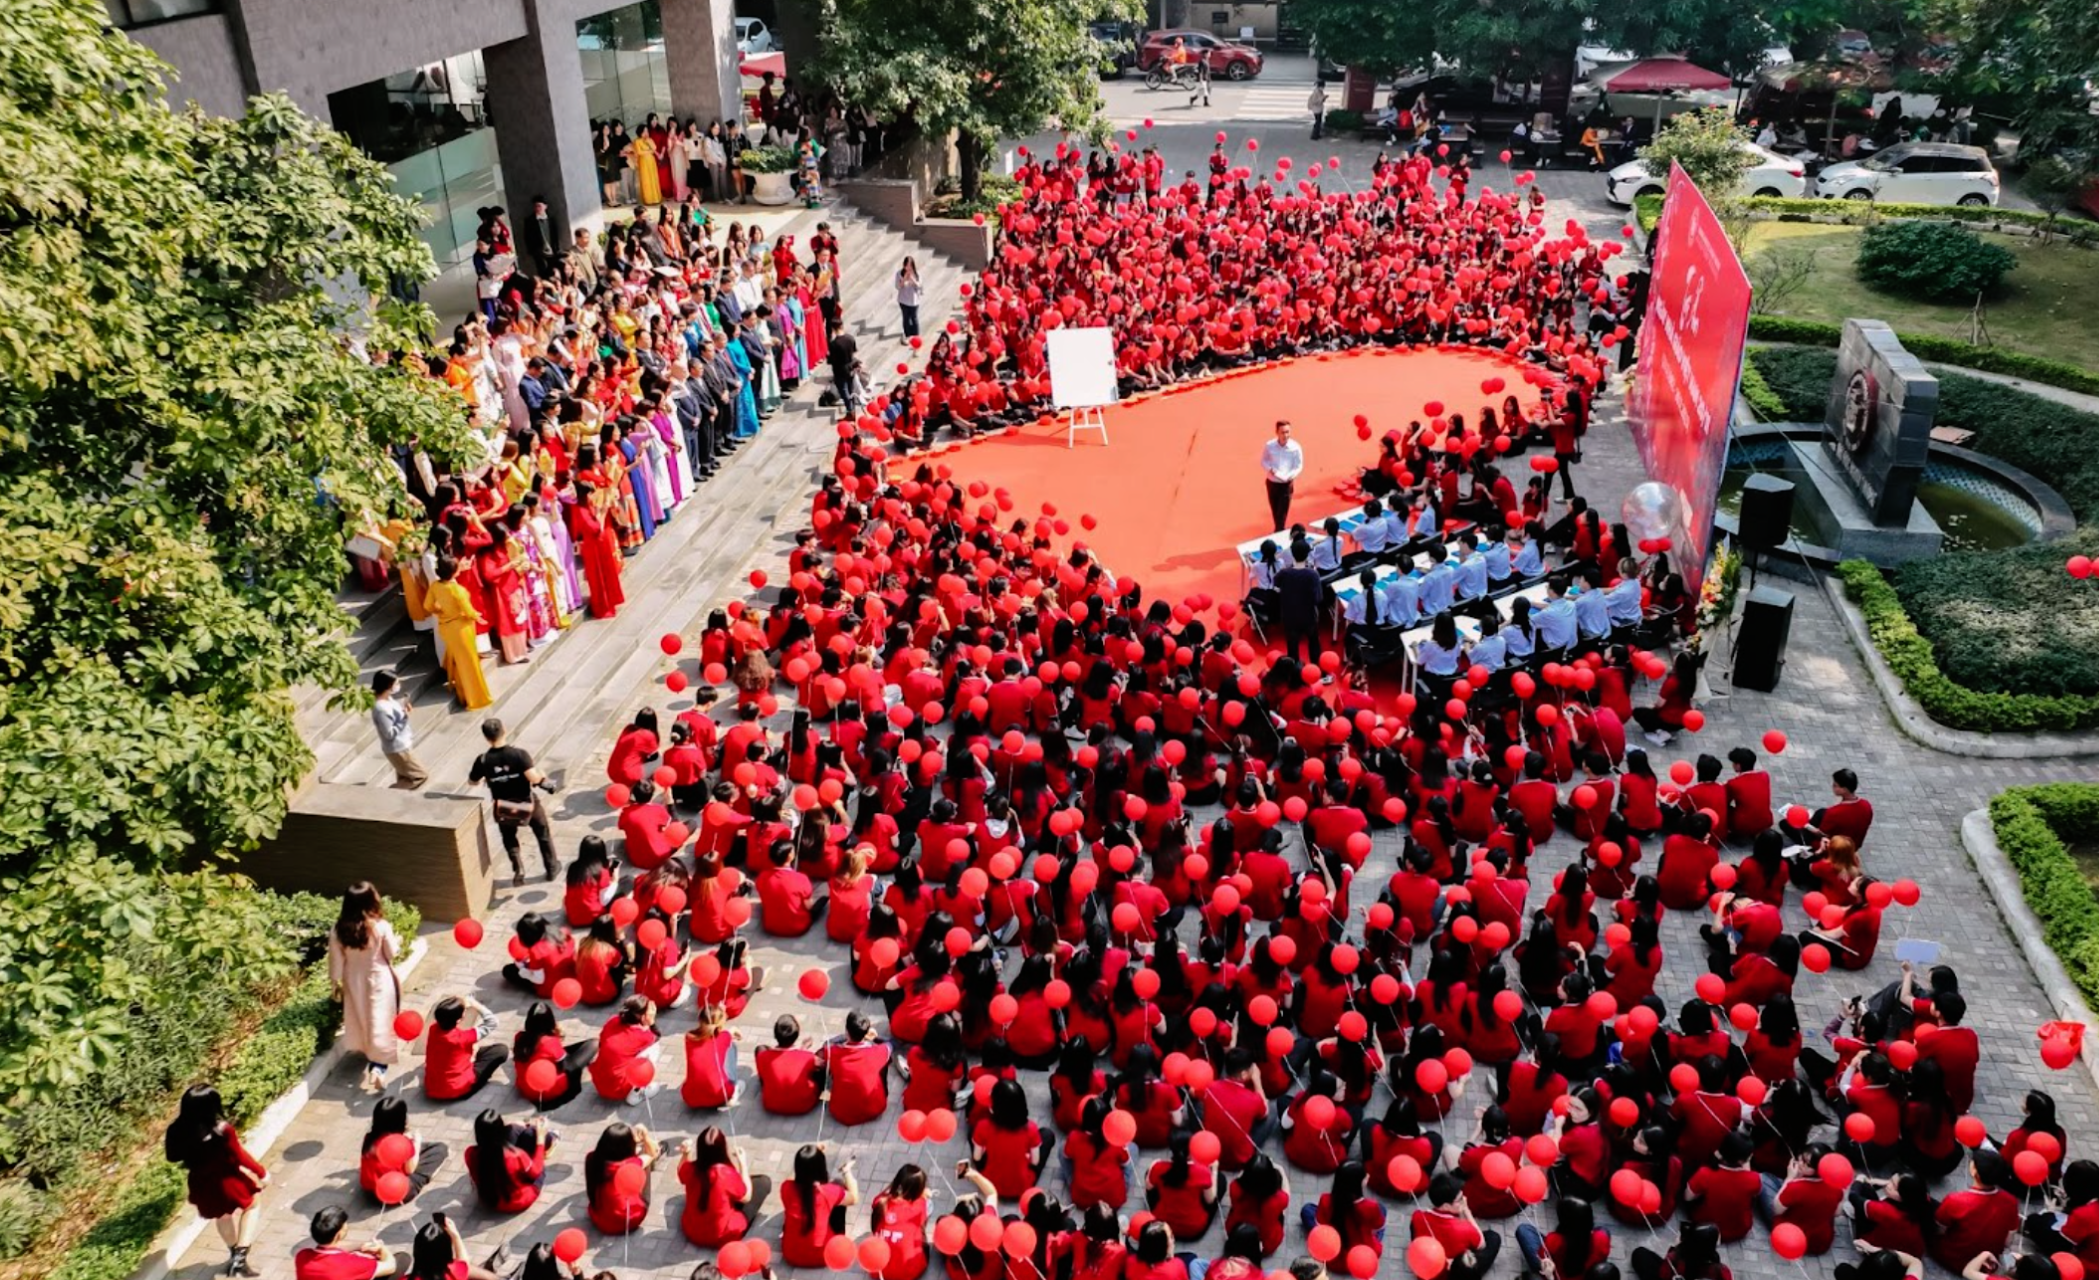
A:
[[571, 481, 626, 618], [476, 523, 531, 664], [428, 557, 492, 708], [666, 119, 691, 204], [797, 267, 829, 370], [524, 493, 576, 628], [627, 127, 663, 206], [326, 881, 402, 1094], [650, 398, 690, 508]]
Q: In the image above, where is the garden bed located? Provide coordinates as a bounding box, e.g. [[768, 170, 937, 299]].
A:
[[1990, 785, 2099, 1010], [0, 892, 418, 1280]]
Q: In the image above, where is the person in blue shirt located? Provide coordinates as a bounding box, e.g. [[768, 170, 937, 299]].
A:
[[1468, 611, 1508, 673], [1504, 596, 1538, 662], [1511, 521, 1546, 578], [1407, 497, 1440, 542], [1378, 568, 1423, 629], [1418, 542, 1458, 617], [1351, 500, 1390, 562], [1533, 576, 1579, 655], [1453, 533, 1490, 605], [1309, 518, 1346, 576], [1248, 539, 1283, 598], [1482, 525, 1513, 586], [1342, 567, 1391, 630], [1604, 557, 1646, 631], [1413, 614, 1465, 691], [1573, 567, 1613, 641]]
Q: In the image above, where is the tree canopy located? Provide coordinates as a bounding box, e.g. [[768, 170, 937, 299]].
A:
[[0, 0, 475, 1100], [810, 0, 1139, 198]]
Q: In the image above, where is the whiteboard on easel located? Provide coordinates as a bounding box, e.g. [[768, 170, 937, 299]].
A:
[[1047, 328, 1120, 409]]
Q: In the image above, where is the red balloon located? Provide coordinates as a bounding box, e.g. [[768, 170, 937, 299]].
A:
[[1408, 1237, 1447, 1279], [550, 977, 582, 1009], [614, 1161, 647, 1196], [1771, 1224, 1807, 1260], [1956, 1115, 1989, 1147], [825, 1237, 858, 1271], [1844, 1112, 1877, 1142], [1762, 730, 1788, 754], [1307, 1226, 1342, 1263], [523, 1058, 559, 1095], [799, 969, 831, 1000], [392, 1010, 424, 1041], [2017, 1150, 2052, 1185], [452, 919, 484, 949], [552, 1229, 587, 1263]]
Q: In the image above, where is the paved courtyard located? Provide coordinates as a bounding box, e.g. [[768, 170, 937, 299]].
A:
[[191, 125, 2093, 1280]]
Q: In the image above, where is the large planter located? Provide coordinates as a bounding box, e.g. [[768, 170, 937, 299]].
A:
[[750, 171, 794, 206]]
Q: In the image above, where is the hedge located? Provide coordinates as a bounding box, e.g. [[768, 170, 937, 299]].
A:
[[1633, 191, 2098, 242], [1989, 784, 2099, 1013], [1747, 314, 2099, 397], [27, 896, 420, 1280], [1738, 358, 1787, 421], [1895, 535, 2099, 699], [1837, 560, 2099, 732]]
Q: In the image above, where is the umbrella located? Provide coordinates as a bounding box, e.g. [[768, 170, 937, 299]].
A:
[[1596, 57, 1731, 93], [739, 52, 785, 79]]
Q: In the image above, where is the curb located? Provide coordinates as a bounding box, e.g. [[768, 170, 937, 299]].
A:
[[1960, 810, 2099, 1090], [1819, 572, 2099, 759], [132, 938, 430, 1280]]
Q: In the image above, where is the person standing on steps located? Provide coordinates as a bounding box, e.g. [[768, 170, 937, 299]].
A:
[[895, 257, 922, 339], [469, 716, 560, 885], [371, 670, 428, 789], [1261, 418, 1304, 533]]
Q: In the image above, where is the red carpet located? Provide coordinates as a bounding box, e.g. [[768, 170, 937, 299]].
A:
[[937, 347, 1553, 611]]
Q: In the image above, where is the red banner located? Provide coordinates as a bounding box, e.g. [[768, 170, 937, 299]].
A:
[[1627, 163, 1752, 596]]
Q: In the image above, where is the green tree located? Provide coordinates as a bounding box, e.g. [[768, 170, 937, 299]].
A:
[[0, 0, 476, 1096], [1638, 107, 1757, 196], [1293, 0, 1441, 80], [811, 0, 1138, 202]]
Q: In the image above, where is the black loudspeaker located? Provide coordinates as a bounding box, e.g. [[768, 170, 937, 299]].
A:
[[1732, 585, 1796, 692], [1738, 475, 1796, 551]]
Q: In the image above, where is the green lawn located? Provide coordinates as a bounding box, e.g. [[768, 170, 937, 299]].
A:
[[1744, 221, 2099, 370]]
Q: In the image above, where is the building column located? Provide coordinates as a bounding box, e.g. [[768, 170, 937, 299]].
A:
[[483, 5, 603, 243], [660, 0, 741, 128]]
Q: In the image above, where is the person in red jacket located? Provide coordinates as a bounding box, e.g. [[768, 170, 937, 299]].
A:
[[584, 1120, 663, 1235], [588, 996, 662, 1104], [164, 1084, 269, 1279], [1683, 1132, 1760, 1241], [756, 1014, 825, 1114], [677, 1126, 768, 1248], [825, 1010, 893, 1124], [1406, 1172, 1497, 1280], [1724, 747, 1774, 839], [1657, 812, 1721, 911], [356, 1097, 447, 1205], [501, 912, 575, 999], [972, 1078, 1051, 1199], [423, 996, 509, 1102], [1760, 1146, 1844, 1253], [466, 1110, 551, 1214], [757, 838, 825, 936], [617, 780, 680, 871], [1931, 1152, 2022, 1273]]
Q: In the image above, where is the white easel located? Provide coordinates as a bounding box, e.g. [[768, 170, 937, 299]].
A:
[[1046, 327, 1117, 449]]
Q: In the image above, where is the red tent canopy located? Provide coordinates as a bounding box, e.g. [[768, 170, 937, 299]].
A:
[[739, 52, 785, 78], [1597, 57, 1732, 92]]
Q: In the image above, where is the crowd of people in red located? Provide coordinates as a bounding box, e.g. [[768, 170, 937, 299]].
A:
[[859, 134, 1633, 447]]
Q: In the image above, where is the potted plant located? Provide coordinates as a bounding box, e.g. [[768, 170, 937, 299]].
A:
[[742, 145, 799, 205]]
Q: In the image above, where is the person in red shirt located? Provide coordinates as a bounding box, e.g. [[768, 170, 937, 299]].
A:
[[1405, 1172, 1497, 1280], [1454, 1107, 1526, 1220], [1067, 1095, 1134, 1211], [825, 1010, 893, 1124], [561, 836, 623, 927], [869, 1165, 934, 1280], [1762, 1146, 1844, 1254], [501, 912, 575, 999], [423, 996, 509, 1102], [682, 1004, 740, 1109], [165, 1084, 269, 1278], [677, 1126, 768, 1248], [757, 838, 825, 936], [1724, 748, 1774, 839], [756, 1014, 825, 1114], [1681, 755, 1730, 843], [1673, 1057, 1747, 1171], [1125, 1219, 1192, 1280], [570, 917, 632, 1007], [1931, 1152, 2022, 1272], [584, 1120, 662, 1235], [605, 710, 660, 787], [617, 780, 680, 871], [1682, 1133, 1760, 1242], [356, 1097, 446, 1205], [1792, 768, 1874, 849], [1201, 1049, 1275, 1171], [294, 1207, 399, 1280], [1915, 988, 1980, 1113], [1657, 812, 1721, 910], [1146, 1133, 1221, 1239], [587, 996, 661, 1104], [781, 1145, 860, 1268], [467, 1110, 551, 1214], [972, 1078, 1050, 1199], [1515, 1196, 1611, 1279]]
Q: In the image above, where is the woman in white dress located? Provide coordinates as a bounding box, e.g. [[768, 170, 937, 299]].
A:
[[491, 319, 531, 434], [326, 882, 402, 1093]]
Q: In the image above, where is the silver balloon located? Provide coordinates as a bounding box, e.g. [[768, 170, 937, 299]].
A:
[[1621, 482, 1681, 544]]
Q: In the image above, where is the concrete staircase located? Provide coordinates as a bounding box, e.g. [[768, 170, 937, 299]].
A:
[[293, 196, 977, 794]]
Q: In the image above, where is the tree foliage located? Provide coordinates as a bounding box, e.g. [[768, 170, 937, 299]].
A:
[[810, 0, 1137, 200], [0, 0, 476, 1100], [1638, 108, 1757, 196]]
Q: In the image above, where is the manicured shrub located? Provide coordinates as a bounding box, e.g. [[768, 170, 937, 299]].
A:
[[1838, 561, 2099, 732], [1856, 219, 2018, 301], [1991, 785, 2099, 1012], [1746, 317, 2099, 394], [1895, 537, 2099, 698]]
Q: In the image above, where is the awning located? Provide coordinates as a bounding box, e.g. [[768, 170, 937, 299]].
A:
[[739, 52, 785, 78], [1596, 57, 1732, 92]]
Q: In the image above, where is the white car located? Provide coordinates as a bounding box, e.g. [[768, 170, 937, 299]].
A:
[[1814, 142, 2000, 206], [735, 17, 775, 54], [1604, 143, 1807, 205]]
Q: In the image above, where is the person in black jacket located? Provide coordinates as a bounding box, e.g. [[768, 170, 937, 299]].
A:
[[1276, 542, 1323, 665]]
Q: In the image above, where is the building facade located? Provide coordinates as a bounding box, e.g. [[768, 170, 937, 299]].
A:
[[117, 0, 741, 271]]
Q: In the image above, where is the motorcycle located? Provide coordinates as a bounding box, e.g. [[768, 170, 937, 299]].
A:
[[1143, 63, 1200, 92]]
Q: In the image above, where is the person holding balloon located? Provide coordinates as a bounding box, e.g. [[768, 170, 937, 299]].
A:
[[399, 1216, 504, 1280], [357, 1097, 447, 1207], [512, 1001, 596, 1111], [423, 995, 510, 1103], [780, 1145, 860, 1268], [1405, 1171, 1495, 1280], [293, 1206, 400, 1280], [677, 1126, 767, 1248], [865, 1164, 932, 1280], [583, 1120, 663, 1235], [466, 1109, 552, 1213]]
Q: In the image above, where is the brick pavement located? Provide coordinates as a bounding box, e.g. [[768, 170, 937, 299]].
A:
[[175, 262, 2098, 1280]]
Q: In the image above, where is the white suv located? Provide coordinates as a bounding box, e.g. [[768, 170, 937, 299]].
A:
[[1605, 143, 1807, 205], [1814, 142, 1999, 206], [735, 17, 775, 54]]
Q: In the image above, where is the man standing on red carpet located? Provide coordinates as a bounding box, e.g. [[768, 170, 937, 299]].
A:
[[1261, 419, 1304, 533]]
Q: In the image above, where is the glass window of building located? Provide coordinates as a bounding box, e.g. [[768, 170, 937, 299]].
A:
[[328, 52, 505, 272], [578, 0, 672, 130], [104, 0, 218, 30]]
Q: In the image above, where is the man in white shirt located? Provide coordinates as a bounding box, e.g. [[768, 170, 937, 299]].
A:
[[1261, 419, 1305, 533]]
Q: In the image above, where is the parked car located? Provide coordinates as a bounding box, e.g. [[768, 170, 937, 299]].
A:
[[1605, 143, 1808, 204], [1814, 141, 2000, 205], [735, 16, 774, 54], [1136, 29, 1264, 79], [1090, 20, 1140, 77]]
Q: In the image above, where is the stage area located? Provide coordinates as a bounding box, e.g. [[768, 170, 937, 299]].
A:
[[947, 346, 1553, 609]]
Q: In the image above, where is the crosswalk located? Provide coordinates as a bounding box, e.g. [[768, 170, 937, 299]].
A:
[[1100, 76, 1323, 128]]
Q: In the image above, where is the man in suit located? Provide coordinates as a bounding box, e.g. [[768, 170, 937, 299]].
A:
[[523, 196, 561, 277], [1276, 541, 1323, 665], [674, 358, 718, 480], [569, 228, 599, 295]]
